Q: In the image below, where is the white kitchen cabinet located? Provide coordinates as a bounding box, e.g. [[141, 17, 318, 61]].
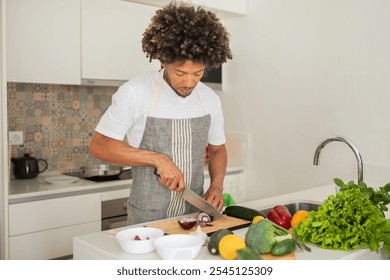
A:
[[10, 221, 100, 259], [81, 0, 160, 83], [6, 0, 81, 85], [6, 0, 160, 85], [125, 0, 248, 19], [9, 193, 101, 259]]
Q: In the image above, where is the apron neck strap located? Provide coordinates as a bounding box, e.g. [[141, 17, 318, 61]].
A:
[[149, 69, 165, 117], [196, 87, 209, 115]]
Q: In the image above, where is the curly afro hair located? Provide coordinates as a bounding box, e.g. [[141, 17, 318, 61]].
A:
[[142, 1, 232, 69]]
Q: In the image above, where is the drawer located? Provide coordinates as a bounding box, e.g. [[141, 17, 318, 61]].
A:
[[101, 188, 130, 201], [9, 193, 101, 236], [9, 221, 100, 259]]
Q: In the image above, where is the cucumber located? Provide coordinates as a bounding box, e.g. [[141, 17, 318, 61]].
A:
[[207, 229, 233, 255], [236, 247, 262, 260], [271, 239, 296, 256], [222, 205, 265, 221]]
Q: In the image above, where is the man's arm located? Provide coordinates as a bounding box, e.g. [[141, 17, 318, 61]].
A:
[[90, 132, 185, 191], [203, 143, 227, 211]]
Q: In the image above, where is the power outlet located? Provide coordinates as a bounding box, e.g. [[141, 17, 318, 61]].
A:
[[9, 131, 24, 145]]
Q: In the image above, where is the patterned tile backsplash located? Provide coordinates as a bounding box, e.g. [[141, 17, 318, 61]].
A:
[[8, 82, 118, 175]]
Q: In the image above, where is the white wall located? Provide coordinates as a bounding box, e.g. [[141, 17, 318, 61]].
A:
[[221, 0, 390, 199]]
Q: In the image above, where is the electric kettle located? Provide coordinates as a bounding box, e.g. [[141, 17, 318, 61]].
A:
[[11, 153, 48, 179]]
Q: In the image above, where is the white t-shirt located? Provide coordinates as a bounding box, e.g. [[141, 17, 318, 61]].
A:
[[95, 70, 226, 148]]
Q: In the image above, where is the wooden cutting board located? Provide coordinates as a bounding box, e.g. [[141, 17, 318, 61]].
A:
[[260, 252, 296, 260], [144, 214, 251, 235]]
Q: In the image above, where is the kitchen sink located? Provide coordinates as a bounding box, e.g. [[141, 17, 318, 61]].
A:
[[258, 201, 321, 216]]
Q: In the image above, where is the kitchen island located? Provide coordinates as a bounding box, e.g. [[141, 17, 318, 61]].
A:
[[73, 184, 388, 260]]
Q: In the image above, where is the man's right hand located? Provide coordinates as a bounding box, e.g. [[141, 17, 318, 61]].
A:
[[90, 132, 186, 191], [154, 156, 185, 192]]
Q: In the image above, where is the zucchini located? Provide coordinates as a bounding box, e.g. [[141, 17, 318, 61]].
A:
[[223, 205, 265, 221], [271, 239, 296, 256], [207, 229, 233, 255], [236, 247, 262, 260]]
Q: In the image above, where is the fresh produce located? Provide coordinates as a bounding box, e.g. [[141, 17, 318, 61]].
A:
[[218, 234, 246, 260], [245, 219, 293, 255], [245, 220, 276, 254], [293, 178, 390, 256], [267, 205, 292, 229], [223, 205, 265, 221], [271, 238, 296, 256], [190, 225, 208, 245], [197, 211, 214, 226], [291, 210, 308, 228], [236, 247, 262, 260], [335, 178, 390, 214], [177, 217, 197, 230], [252, 215, 265, 224], [134, 235, 150, 240], [134, 235, 141, 240], [207, 229, 234, 255]]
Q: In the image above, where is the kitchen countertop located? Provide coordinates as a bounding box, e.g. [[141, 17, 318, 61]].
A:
[[73, 184, 389, 260], [8, 166, 245, 204], [8, 175, 132, 204]]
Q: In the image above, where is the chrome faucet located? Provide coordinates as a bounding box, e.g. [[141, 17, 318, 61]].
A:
[[313, 136, 364, 183]]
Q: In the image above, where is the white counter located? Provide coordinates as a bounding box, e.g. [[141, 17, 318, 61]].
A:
[[73, 184, 388, 260]]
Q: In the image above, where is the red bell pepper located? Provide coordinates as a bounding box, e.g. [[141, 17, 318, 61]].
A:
[[267, 205, 292, 229]]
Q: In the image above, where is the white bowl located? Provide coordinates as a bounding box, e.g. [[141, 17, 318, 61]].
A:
[[154, 234, 203, 260], [116, 227, 164, 254]]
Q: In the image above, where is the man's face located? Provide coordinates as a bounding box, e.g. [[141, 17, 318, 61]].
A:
[[162, 60, 206, 98]]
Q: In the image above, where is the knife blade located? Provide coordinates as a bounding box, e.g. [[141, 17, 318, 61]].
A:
[[181, 188, 226, 220], [153, 168, 225, 219]]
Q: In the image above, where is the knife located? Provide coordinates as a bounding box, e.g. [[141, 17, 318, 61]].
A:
[[181, 187, 226, 220], [154, 169, 226, 219]]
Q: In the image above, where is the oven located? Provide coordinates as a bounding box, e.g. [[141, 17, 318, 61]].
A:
[[101, 197, 128, 230]]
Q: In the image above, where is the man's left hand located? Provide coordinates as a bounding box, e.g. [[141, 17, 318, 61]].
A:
[[203, 186, 224, 211]]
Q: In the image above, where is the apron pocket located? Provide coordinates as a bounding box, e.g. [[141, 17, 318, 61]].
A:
[[127, 201, 168, 225]]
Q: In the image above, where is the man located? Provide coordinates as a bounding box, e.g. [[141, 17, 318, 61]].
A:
[[90, 1, 232, 225]]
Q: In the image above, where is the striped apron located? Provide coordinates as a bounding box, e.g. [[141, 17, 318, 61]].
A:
[[127, 69, 211, 225]]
